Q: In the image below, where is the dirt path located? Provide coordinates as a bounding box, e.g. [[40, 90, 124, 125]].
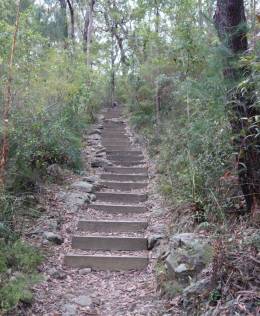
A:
[[28, 107, 177, 316]]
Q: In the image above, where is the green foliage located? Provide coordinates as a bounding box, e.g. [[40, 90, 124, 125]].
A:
[[0, 4, 106, 190], [0, 240, 42, 312], [121, 0, 234, 220], [0, 275, 38, 311]]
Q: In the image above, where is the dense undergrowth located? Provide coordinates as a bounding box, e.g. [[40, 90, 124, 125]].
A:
[[0, 3, 106, 312], [117, 1, 260, 313]]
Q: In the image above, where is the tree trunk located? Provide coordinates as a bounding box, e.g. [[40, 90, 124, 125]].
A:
[[214, 0, 260, 220], [154, 1, 161, 131], [59, 0, 68, 48], [83, 0, 95, 66], [66, 0, 75, 41], [111, 32, 116, 107], [0, 0, 21, 188]]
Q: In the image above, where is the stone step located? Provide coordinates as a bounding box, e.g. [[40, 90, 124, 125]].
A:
[[102, 136, 129, 141], [102, 132, 127, 137], [89, 204, 147, 214], [101, 181, 147, 191], [108, 155, 144, 162], [77, 220, 148, 233], [103, 121, 125, 127], [102, 127, 126, 132], [110, 160, 145, 167], [96, 192, 147, 204], [72, 236, 147, 251], [102, 141, 131, 146], [101, 173, 148, 182], [104, 166, 148, 174], [64, 254, 148, 271], [106, 150, 143, 156], [104, 145, 137, 151]]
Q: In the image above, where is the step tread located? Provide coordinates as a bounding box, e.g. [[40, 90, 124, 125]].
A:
[[101, 181, 147, 191], [89, 204, 147, 214], [101, 174, 148, 181], [72, 235, 147, 251], [96, 192, 148, 203], [64, 254, 148, 270], [104, 166, 148, 174], [77, 219, 148, 233]]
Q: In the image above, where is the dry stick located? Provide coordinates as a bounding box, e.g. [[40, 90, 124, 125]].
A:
[[0, 0, 21, 188]]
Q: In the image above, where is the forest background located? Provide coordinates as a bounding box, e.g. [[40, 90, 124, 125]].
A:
[[0, 0, 259, 314]]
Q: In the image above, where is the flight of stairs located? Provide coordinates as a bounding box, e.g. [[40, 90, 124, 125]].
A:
[[64, 107, 149, 271]]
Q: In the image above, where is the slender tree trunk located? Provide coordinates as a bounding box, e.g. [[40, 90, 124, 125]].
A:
[[59, 0, 68, 48], [198, 0, 203, 27], [214, 0, 260, 220], [66, 0, 75, 41], [0, 0, 21, 188], [84, 0, 95, 66], [111, 32, 116, 107], [155, 1, 161, 132]]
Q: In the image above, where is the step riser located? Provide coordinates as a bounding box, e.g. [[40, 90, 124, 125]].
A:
[[101, 182, 147, 191], [72, 236, 147, 251], [104, 167, 148, 174], [77, 220, 148, 233], [64, 255, 148, 271], [89, 204, 147, 214], [96, 193, 147, 204], [101, 174, 148, 182]]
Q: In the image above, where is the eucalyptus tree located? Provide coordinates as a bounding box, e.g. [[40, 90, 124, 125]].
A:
[[214, 0, 260, 220]]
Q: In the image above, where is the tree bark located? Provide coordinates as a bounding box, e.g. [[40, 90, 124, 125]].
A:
[[83, 0, 95, 66], [59, 0, 69, 47], [214, 0, 260, 220], [66, 0, 75, 41]]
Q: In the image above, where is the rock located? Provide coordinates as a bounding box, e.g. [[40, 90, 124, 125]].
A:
[[165, 234, 212, 287], [78, 268, 92, 275], [63, 303, 77, 316], [89, 194, 96, 202], [182, 277, 213, 309], [82, 176, 98, 183], [147, 235, 164, 250], [170, 233, 205, 249], [48, 268, 66, 280], [91, 158, 112, 168], [64, 192, 90, 209], [73, 295, 92, 307], [153, 208, 166, 217], [150, 224, 166, 234], [165, 252, 195, 286], [43, 231, 64, 245], [71, 181, 94, 193], [47, 219, 58, 231], [96, 154, 105, 159], [47, 164, 65, 180]]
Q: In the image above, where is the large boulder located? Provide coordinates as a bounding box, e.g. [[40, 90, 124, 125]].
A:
[[165, 233, 212, 287]]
